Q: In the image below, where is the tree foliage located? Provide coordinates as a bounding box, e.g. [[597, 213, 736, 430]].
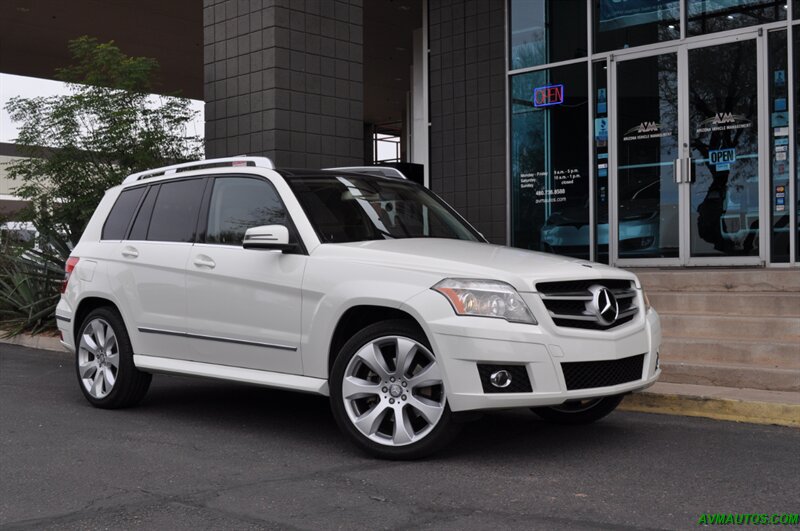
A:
[[4, 36, 203, 245]]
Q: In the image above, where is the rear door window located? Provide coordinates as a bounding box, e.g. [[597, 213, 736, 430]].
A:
[[146, 178, 207, 242], [102, 186, 146, 240]]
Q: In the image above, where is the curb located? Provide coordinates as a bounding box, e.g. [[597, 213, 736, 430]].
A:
[[0, 330, 66, 353], [620, 389, 800, 429]]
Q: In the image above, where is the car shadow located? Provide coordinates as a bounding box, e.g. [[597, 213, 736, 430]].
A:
[[136, 373, 650, 461]]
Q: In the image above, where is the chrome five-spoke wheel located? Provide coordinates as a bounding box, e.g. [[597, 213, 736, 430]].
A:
[[78, 318, 119, 399], [342, 335, 445, 446]]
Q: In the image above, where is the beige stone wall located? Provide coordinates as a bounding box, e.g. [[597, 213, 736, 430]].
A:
[[0, 155, 31, 217], [0, 155, 22, 196]]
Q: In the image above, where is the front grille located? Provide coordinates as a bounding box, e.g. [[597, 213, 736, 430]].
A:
[[477, 364, 532, 393], [561, 354, 645, 390], [536, 279, 639, 330]]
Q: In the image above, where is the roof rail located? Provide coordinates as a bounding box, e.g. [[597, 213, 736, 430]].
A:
[[322, 166, 408, 180], [122, 156, 275, 185]]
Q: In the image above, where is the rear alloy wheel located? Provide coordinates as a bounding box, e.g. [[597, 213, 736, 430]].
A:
[[330, 320, 459, 459], [531, 394, 624, 425], [76, 307, 151, 409]]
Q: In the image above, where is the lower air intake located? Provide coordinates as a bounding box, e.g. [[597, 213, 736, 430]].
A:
[[561, 354, 645, 390]]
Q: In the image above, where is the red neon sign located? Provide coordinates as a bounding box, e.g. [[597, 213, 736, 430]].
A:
[[533, 84, 564, 107]]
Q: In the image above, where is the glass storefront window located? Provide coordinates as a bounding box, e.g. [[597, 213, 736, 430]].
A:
[[593, 0, 680, 53], [795, 28, 800, 260], [687, 0, 786, 36], [593, 61, 610, 263], [510, 63, 589, 257], [509, 0, 587, 70], [768, 30, 790, 262]]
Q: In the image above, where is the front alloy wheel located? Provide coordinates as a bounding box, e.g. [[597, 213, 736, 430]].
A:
[[330, 320, 459, 459]]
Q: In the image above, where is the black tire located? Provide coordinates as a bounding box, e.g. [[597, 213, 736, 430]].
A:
[[531, 394, 624, 425], [329, 319, 460, 460], [75, 306, 151, 409]]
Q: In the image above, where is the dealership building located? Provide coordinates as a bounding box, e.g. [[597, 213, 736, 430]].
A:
[[1, 0, 798, 397]]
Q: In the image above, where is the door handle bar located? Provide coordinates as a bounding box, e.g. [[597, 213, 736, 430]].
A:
[[193, 256, 216, 269]]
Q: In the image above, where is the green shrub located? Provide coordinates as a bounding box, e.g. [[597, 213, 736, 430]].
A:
[[0, 231, 71, 337]]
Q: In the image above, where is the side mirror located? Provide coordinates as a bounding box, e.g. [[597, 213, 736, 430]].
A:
[[242, 225, 296, 251]]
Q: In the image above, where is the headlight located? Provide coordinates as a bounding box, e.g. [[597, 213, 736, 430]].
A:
[[642, 289, 651, 311], [432, 279, 537, 324]]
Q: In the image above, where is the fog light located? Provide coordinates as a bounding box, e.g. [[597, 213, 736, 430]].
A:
[[489, 370, 512, 388], [655, 351, 660, 370]]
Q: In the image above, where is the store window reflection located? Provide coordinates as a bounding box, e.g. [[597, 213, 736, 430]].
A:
[[509, 0, 587, 70], [689, 40, 760, 257], [795, 28, 800, 260], [593, 61, 610, 263], [687, 0, 786, 36], [593, 0, 680, 53], [768, 30, 790, 263], [616, 53, 680, 259], [510, 63, 589, 258]]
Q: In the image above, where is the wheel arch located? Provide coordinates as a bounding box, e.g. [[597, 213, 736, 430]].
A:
[[327, 305, 427, 375], [73, 296, 124, 343]]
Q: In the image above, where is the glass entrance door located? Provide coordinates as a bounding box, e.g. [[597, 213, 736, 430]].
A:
[[686, 38, 761, 263], [612, 51, 681, 263], [611, 33, 763, 266]]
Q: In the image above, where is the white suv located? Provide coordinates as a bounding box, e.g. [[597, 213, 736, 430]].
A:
[[57, 157, 661, 459]]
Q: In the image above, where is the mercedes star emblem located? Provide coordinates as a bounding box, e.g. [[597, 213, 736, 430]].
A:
[[588, 285, 619, 326]]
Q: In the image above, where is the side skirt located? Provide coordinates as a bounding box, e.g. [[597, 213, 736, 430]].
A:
[[133, 354, 330, 396]]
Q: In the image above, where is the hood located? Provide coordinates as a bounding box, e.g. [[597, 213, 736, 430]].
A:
[[309, 238, 637, 292]]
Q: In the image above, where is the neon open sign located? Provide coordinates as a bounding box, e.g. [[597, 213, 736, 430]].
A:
[[533, 84, 564, 107]]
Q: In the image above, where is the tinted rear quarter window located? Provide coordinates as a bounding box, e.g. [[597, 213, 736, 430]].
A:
[[102, 187, 146, 240], [128, 185, 159, 240], [147, 178, 206, 242]]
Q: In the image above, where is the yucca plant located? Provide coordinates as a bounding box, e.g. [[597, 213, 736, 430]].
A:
[[0, 229, 71, 337]]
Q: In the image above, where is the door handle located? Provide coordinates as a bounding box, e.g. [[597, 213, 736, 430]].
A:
[[121, 246, 139, 259], [193, 255, 216, 269], [674, 158, 692, 184]]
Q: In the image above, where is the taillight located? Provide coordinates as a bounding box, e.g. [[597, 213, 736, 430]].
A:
[[62, 257, 80, 293]]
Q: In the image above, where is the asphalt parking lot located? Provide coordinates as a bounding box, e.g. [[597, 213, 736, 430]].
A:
[[1, 344, 798, 530]]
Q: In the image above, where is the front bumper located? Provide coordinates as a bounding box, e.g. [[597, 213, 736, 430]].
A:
[[402, 290, 661, 412]]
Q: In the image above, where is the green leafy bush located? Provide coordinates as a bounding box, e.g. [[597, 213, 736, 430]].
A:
[[0, 231, 71, 337]]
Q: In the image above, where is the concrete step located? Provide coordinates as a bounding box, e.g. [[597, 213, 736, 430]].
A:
[[658, 313, 800, 342], [660, 360, 800, 393], [649, 291, 800, 318], [660, 337, 800, 369], [628, 268, 800, 293], [620, 382, 800, 428]]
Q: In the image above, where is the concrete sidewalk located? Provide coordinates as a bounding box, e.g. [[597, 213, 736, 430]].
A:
[[3, 331, 798, 428]]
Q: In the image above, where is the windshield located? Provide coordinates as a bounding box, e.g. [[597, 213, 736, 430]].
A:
[[287, 175, 482, 243]]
